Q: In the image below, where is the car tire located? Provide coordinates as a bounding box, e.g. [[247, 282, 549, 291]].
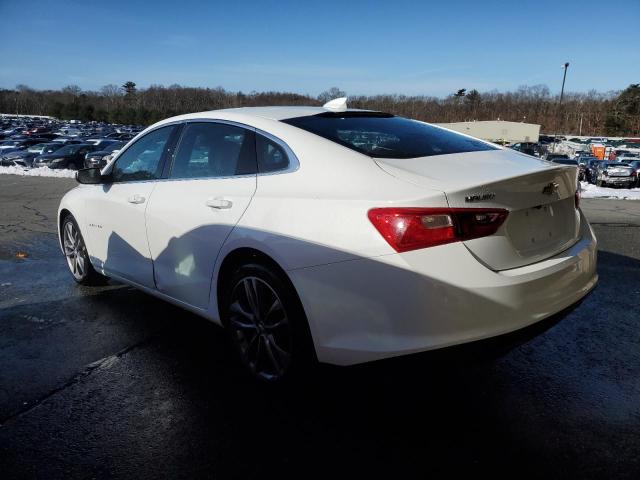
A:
[[221, 262, 315, 383], [61, 215, 105, 285]]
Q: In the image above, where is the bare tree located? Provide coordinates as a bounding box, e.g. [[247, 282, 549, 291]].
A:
[[318, 87, 346, 103], [0, 83, 635, 135]]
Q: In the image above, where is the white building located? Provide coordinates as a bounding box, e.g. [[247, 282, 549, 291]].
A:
[[435, 120, 540, 143]]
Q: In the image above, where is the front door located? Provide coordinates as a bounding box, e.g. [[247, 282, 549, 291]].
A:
[[84, 125, 178, 288], [145, 121, 257, 309]]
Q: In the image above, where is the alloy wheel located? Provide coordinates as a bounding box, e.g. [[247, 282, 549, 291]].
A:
[[228, 276, 292, 381], [63, 220, 87, 280]]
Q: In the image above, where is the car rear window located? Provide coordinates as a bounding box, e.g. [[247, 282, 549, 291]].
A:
[[282, 112, 497, 159]]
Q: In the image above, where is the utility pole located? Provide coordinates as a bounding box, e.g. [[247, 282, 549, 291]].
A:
[[552, 62, 570, 152]]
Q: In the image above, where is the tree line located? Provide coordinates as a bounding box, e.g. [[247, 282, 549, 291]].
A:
[[1, 82, 638, 136]]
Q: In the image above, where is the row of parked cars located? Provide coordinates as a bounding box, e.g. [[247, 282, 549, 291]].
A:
[[3, 116, 639, 190], [0, 117, 143, 170], [541, 152, 640, 188], [507, 136, 640, 189]]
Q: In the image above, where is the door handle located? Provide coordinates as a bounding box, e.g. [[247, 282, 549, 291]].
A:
[[127, 194, 146, 204], [206, 198, 233, 209]]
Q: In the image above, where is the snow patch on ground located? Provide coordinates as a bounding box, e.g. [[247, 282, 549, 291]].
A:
[[580, 182, 640, 200], [0, 166, 77, 178]]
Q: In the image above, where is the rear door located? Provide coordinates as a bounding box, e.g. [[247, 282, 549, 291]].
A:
[[145, 121, 257, 309]]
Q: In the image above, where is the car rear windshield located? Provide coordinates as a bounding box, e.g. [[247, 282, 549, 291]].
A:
[[282, 112, 497, 159], [553, 159, 579, 165]]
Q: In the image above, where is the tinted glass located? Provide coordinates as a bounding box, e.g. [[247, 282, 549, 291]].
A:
[[553, 159, 579, 165], [105, 142, 124, 153], [170, 123, 256, 179], [256, 133, 290, 173], [27, 143, 47, 152], [55, 145, 82, 155], [44, 143, 63, 154], [282, 112, 497, 159], [112, 126, 173, 182]]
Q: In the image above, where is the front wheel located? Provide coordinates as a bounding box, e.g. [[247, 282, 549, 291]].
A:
[[221, 263, 314, 382], [61, 215, 105, 285]]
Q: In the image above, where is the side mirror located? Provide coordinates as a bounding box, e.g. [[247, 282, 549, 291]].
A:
[[76, 167, 104, 184]]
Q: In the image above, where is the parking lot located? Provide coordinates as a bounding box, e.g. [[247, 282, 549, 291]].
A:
[[1, 174, 640, 479]]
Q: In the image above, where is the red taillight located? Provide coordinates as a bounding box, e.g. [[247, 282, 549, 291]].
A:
[[368, 208, 508, 253]]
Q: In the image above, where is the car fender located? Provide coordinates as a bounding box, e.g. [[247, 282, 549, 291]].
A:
[[57, 185, 87, 251]]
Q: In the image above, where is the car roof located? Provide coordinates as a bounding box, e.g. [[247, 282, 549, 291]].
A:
[[158, 106, 375, 123], [218, 106, 375, 120]]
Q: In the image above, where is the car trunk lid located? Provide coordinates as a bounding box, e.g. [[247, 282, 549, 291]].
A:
[[375, 149, 581, 270], [606, 165, 633, 177]]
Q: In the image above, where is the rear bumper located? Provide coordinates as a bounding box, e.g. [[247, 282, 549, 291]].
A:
[[604, 177, 635, 186], [290, 210, 597, 366]]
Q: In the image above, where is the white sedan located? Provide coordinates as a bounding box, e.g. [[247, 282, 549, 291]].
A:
[[58, 100, 598, 381]]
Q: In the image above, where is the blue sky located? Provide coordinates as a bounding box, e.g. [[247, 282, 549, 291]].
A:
[[0, 0, 638, 97]]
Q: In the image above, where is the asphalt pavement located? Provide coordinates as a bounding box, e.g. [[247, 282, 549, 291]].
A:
[[1, 175, 639, 479]]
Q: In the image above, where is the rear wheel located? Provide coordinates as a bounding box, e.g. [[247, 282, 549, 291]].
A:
[[221, 262, 314, 382], [61, 215, 105, 285]]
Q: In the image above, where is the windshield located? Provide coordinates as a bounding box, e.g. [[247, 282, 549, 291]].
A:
[[28, 143, 47, 152], [106, 142, 124, 152], [282, 112, 497, 159], [43, 143, 63, 154], [55, 145, 82, 155]]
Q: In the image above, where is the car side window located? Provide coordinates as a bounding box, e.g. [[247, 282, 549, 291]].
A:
[[170, 122, 256, 179], [111, 126, 174, 182], [256, 133, 290, 173]]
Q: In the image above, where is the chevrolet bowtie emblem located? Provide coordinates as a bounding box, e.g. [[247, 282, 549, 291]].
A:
[[542, 182, 560, 195]]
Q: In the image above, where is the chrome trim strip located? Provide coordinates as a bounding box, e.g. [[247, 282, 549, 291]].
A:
[[103, 117, 300, 184]]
